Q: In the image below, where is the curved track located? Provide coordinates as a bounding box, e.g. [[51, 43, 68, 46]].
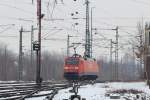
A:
[[0, 81, 70, 100]]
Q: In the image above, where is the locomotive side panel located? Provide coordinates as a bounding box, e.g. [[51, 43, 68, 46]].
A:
[[79, 59, 98, 80]]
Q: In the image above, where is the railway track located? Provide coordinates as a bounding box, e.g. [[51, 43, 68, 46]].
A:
[[0, 81, 71, 100], [2, 81, 149, 100]]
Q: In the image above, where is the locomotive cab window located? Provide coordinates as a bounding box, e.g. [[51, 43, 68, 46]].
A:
[[66, 58, 79, 65]]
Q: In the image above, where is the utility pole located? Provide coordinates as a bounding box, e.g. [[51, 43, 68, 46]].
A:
[[18, 27, 23, 81], [115, 26, 119, 81], [110, 39, 113, 81], [110, 39, 113, 67], [116, 26, 119, 81], [31, 25, 34, 70], [32, 0, 34, 4], [36, 0, 42, 84], [112, 26, 119, 81], [67, 35, 72, 56], [85, 0, 91, 58], [4, 46, 7, 81], [18, 27, 31, 81]]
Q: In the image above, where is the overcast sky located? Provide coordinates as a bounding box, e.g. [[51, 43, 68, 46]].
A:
[[0, 0, 150, 58]]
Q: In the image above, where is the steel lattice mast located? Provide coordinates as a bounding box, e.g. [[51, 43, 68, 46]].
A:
[[85, 0, 91, 58]]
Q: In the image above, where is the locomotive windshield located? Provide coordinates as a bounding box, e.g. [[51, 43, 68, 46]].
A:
[[66, 58, 79, 65]]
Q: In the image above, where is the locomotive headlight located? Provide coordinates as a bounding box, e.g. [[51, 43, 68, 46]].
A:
[[64, 67, 69, 69], [75, 67, 79, 70]]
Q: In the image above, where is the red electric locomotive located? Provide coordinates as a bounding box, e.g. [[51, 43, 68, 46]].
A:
[[64, 54, 99, 81]]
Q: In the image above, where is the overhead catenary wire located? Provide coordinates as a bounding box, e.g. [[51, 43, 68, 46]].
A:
[[0, 35, 18, 38], [128, 0, 150, 6], [0, 24, 15, 27], [0, 0, 33, 5], [0, 25, 15, 34], [44, 0, 147, 58], [94, 28, 138, 48], [0, 16, 35, 23], [50, 0, 57, 19], [0, 0, 147, 58], [41, 29, 63, 39], [0, 3, 34, 15], [43, 0, 146, 40]]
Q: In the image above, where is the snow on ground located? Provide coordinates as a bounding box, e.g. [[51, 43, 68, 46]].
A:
[[107, 82, 150, 95], [26, 97, 46, 100], [26, 82, 150, 100], [53, 82, 150, 100]]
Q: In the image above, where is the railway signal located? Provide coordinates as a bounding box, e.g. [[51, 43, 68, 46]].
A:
[[33, 42, 40, 51]]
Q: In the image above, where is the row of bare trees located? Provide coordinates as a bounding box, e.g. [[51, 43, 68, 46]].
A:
[[0, 44, 18, 81], [0, 44, 64, 81], [19, 51, 65, 81], [0, 45, 143, 82], [97, 54, 142, 82]]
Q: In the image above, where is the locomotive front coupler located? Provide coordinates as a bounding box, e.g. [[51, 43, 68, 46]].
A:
[[69, 81, 79, 95]]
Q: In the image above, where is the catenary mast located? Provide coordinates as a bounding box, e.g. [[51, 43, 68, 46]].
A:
[[85, 0, 91, 58]]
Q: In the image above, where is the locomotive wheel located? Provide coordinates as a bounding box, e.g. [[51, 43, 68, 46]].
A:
[[70, 95, 81, 100]]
